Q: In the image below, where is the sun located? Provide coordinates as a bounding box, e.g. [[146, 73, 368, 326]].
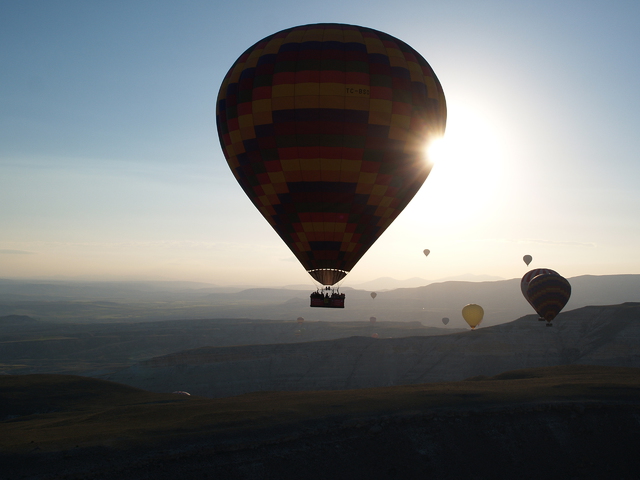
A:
[[420, 103, 504, 224]]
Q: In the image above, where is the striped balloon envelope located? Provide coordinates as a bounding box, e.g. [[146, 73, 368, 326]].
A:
[[525, 273, 572, 322], [520, 268, 558, 306], [216, 23, 446, 285]]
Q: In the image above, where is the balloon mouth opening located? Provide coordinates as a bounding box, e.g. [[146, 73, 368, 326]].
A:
[[308, 268, 349, 286]]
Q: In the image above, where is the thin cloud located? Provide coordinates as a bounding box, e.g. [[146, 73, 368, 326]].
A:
[[516, 239, 596, 248], [458, 238, 597, 248], [0, 249, 35, 255]]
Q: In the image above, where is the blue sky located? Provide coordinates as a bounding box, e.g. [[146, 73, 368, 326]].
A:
[[1, 0, 639, 286]]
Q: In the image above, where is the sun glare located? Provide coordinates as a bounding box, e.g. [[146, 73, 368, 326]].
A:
[[420, 103, 504, 224]]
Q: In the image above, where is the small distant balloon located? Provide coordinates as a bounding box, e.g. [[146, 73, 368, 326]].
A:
[[370, 292, 377, 299], [442, 317, 450, 325], [297, 317, 304, 324], [523, 255, 532, 266], [370, 316, 377, 324], [371, 333, 379, 339], [423, 249, 431, 257], [172, 391, 191, 396], [462, 304, 484, 329], [526, 273, 571, 323]]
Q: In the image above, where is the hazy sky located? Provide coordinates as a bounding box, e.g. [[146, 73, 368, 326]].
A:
[[1, 0, 639, 287]]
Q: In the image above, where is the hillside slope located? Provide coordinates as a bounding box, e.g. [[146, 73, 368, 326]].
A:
[[106, 303, 640, 398], [3, 365, 640, 479]]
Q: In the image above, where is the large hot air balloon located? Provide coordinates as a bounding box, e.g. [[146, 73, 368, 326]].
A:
[[370, 292, 377, 299], [441, 317, 449, 325], [423, 249, 430, 257], [526, 273, 571, 325], [217, 23, 446, 296], [521, 268, 558, 306], [462, 304, 484, 329], [523, 255, 532, 266]]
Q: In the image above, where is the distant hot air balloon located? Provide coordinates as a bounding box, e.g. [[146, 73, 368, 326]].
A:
[[462, 304, 484, 329], [423, 249, 431, 257], [172, 391, 191, 396], [370, 292, 377, 299], [442, 317, 449, 325], [297, 316, 304, 324], [371, 333, 379, 338], [521, 268, 558, 306], [217, 24, 446, 290], [526, 273, 571, 324], [370, 316, 376, 324], [523, 255, 532, 266]]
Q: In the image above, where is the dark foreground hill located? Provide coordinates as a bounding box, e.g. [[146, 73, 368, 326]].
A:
[[2, 365, 640, 479], [107, 303, 640, 398]]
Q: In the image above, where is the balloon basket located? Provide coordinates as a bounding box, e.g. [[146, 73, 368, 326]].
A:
[[310, 291, 345, 308]]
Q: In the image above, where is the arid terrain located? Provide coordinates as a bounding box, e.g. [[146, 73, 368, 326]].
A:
[[107, 303, 640, 398], [2, 365, 640, 479], [1, 276, 639, 478]]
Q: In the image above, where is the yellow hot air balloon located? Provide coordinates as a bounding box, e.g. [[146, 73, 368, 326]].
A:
[[462, 304, 484, 329]]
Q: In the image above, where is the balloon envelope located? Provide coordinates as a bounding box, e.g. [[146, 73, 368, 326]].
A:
[[462, 304, 484, 329], [297, 316, 304, 324], [442, 317, 449, 325], [371, 333, 379, 338], [370, 292, 377, 299], [423, 249, 430, 257], [370, 316, 376, 324], [521, 268, 558, 306], [526, 273, 571, 322], [523, 255, 532, 266], [217, 24, 446, 285]]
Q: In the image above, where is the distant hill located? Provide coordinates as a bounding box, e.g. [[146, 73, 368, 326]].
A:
[[0, 318, 460, 376], [0, 274, 638, 326], [0, 314, 37, 325], [107, 303, 640, 398]]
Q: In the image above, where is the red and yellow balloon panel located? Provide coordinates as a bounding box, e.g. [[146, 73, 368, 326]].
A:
[[217, 23, 446, 285]]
